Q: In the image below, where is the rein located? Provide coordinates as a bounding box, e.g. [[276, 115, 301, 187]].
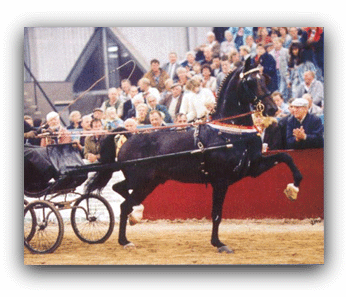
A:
[[209, 100, 264, 131], [36, 123, 197, 138], [36, 101, 265, 139], [209, 110, 255, 124], [37, 94, 265, 139]]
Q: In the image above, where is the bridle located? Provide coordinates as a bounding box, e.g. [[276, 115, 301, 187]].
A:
[[208, 67, 267, 134], [210, 67, 266, 125], [239, 67, 262, 79], [239, 67, 269, 107]]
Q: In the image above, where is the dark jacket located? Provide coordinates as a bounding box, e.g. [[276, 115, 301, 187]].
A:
[[286, 113, 324, 149], [122, 100, 133, 120], [278, 115, 292, 149], [263, 122, 283, 150], [67, 122, 82, 130], [252, 52, 278, 93], [180, 60, 196, 72], [84, 135, 107, 160], [150, 104, 173, 123], [162, 62, 179, 81], [24, 121, 40, 146]]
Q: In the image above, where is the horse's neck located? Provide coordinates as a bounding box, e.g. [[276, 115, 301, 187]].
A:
[[213, 65, 256, 127]]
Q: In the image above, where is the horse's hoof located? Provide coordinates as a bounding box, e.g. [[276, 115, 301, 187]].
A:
[[123, 242, 135, 249], [283, 183, 299, 201], [217, 246, 234, 254], [128, 204, 144, 226]]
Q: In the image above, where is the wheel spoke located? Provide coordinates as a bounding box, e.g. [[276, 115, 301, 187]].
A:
[[24, 201, 64, 254], [71, 194, 114, 244]]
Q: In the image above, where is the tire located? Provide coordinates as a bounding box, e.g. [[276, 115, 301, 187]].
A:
[[24, 200, 64, 254], [24, 199, 37, 242], [70, 194, 114, 244]]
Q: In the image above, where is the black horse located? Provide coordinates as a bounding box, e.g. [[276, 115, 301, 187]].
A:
[[87, 59, 303, 253]]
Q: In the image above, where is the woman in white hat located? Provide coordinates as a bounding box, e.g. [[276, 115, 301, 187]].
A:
[[40, 111, 71, 147]]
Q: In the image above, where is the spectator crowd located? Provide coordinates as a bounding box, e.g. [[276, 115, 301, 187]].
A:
[[24, 27, 324, 163]]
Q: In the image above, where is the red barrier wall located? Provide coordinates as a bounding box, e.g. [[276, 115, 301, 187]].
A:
[[142, 149, 324, 220]]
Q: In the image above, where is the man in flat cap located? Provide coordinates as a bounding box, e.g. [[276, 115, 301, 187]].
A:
[[286, 98, 324, 149], [92, 107, 105, 127], [159, 82, 184, 120]]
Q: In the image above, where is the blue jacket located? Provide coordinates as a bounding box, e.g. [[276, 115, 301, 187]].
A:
[[228, 27, 253, 50], [150, 104, 173, 123], [252, 53, 278, 93], [286, 113, 324, 149]]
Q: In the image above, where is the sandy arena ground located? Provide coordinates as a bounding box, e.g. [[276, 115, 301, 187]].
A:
[[24, 218, 324, 265]]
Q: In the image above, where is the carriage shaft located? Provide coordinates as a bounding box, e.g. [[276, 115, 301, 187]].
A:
[[65, 144, 233, 173]]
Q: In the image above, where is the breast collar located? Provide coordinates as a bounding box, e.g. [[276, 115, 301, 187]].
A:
[[208, 122, 259, 135]]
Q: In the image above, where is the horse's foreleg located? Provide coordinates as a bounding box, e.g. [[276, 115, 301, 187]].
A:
[[211, 180, 233, 254], [249, 153, 303, 200]]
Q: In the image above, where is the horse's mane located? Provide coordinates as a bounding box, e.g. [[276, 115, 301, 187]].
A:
[[216, 65, 242, 101], [213, 65, 244, 120]]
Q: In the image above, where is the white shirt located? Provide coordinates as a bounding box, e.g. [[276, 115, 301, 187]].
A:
[[167, 63, 177, 79], [179, 88, 215, 122], [168, 96, 179, 119], [203, 76, 217, 93]]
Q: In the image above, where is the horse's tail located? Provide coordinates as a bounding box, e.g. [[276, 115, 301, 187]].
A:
[[84, 168, 116, 194], [85, 127, 127, 194]]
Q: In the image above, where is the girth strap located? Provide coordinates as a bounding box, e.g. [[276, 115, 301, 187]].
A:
[[193, 125, 209, 186]]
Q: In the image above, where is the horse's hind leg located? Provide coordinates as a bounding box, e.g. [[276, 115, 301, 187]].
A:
[[211, 179, 234, 254], [118, 180, 161, 247], [118, 197, 135, 247], [112, 180, 128, 198], [249, 153, 303, 200]]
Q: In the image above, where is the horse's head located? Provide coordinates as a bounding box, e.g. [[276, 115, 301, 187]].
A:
[[213, 58, 277, 125], [239, 58, 278, 117]]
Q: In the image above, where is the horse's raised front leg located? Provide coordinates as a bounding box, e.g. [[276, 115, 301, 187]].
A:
[[211, 179, 234, 254], [249, 153, 303, 201]]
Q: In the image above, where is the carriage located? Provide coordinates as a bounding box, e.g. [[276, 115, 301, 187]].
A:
[[24, 142, 115, 254], [24, 136, 238, 254], [24, 59, 303, 255]]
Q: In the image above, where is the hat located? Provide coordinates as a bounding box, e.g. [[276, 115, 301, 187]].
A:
[[93, 107, 103, 113], [291, 98, 309, 107], [46, 111, 59, 122], [171, 83, 182, 89]]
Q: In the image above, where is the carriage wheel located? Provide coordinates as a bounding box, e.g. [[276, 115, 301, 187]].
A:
[[70, 194, 114, 244], [24, 199, 37, 242], [24, 200, 64, 254]]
